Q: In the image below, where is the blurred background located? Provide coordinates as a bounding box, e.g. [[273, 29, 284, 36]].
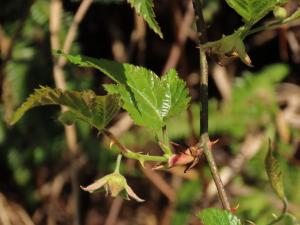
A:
[[0, 0, 300, 224]]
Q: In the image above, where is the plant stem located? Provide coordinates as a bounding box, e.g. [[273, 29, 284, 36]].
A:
[[160, 126, 172, 155], [103, 130, 168, 163], [114, 154, 122, 173], [245, 9, 300, 38], [192, 0, 231, 211], [125, 150, 167, 163], [267, 197, 288, 225]]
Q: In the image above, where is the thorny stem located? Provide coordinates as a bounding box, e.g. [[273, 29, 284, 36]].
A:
[[192, 0, 231, 210], [103, 130, 168, 163]]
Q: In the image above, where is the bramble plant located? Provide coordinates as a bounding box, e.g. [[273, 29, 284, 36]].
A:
[[10, 0, 300, 224]]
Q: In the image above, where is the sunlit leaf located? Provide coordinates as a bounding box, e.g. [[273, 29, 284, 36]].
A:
[[58, 110, 78, 125], [11, 86, 121, 131], [197, 208, 242, 225], [104, 68, 190, 129], [225, 0, 287, 24], [60, 53, 191, 130], [127, 0, 163, 38]]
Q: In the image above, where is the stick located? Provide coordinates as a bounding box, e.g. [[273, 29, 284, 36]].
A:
[[192, 0, 231, 210]]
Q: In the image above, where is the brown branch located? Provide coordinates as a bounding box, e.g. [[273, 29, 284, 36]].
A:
[[162, 0, 194, 74], [211, 64, 232, 101], [127, 13, 146, 64], [206, 132, 264, 200], [48, 1, 93, 222], [0, 0, 34, 123], [0, 0, 34, 66], [0, 193, 36, 225], [192, 0, 231, 210], [159, 175, 182, 225], [104, 197, 123, 225], [39, 155, 87, 198], [57, 0, 93, 67], [142, 167, 176, 202], [108, 113, 133, 138], [49, 1, 84, 224]]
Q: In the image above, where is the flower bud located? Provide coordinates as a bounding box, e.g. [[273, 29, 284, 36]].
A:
[[168, 153, 194, 167], [107, 173, 126, 197], [81, 172, 144, 202], [273, 6, 287, 19]]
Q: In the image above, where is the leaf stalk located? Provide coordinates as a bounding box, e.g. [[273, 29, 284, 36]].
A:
[[114, 154, 122, 173], [103, 130, 168, 164]]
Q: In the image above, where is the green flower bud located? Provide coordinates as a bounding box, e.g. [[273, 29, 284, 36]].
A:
[[81, 172, 144, 202], [107, 173, 126, 197], [273, 6, 287, 19]]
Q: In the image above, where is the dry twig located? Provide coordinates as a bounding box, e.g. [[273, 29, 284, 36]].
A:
[[142, 167, 176, 202], [162, 0, 194, 74], [49, 0, 93, 224], [103, 197, 124, 225], [0, 193, 35, 225], [206, 132, 264, 201]]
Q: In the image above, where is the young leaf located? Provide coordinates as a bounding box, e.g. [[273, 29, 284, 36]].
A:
[[265, 139, 286, 200], [127, 0, 163, 38], [10, 86, 121, 132], [58, 110, 78, 125], [225, 0, 287, 25], [56, 52, 127, 84], [60, 53, 190, 130], [197, 208, 242, 225], [202, 31, 252, 66], [104, 68, 190, 129]]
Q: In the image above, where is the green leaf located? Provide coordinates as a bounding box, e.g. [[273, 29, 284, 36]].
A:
[[104, 68, 190, 129], [265, 139, 286, 200], [56, 52, 126, 84], [60, 53, 190, 130], [197, 208, 242, 225], [225, 0, 287, 25], [11, 86, 121, 131], [127, 0, 163, 38], [58, 110, 78, 125]]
